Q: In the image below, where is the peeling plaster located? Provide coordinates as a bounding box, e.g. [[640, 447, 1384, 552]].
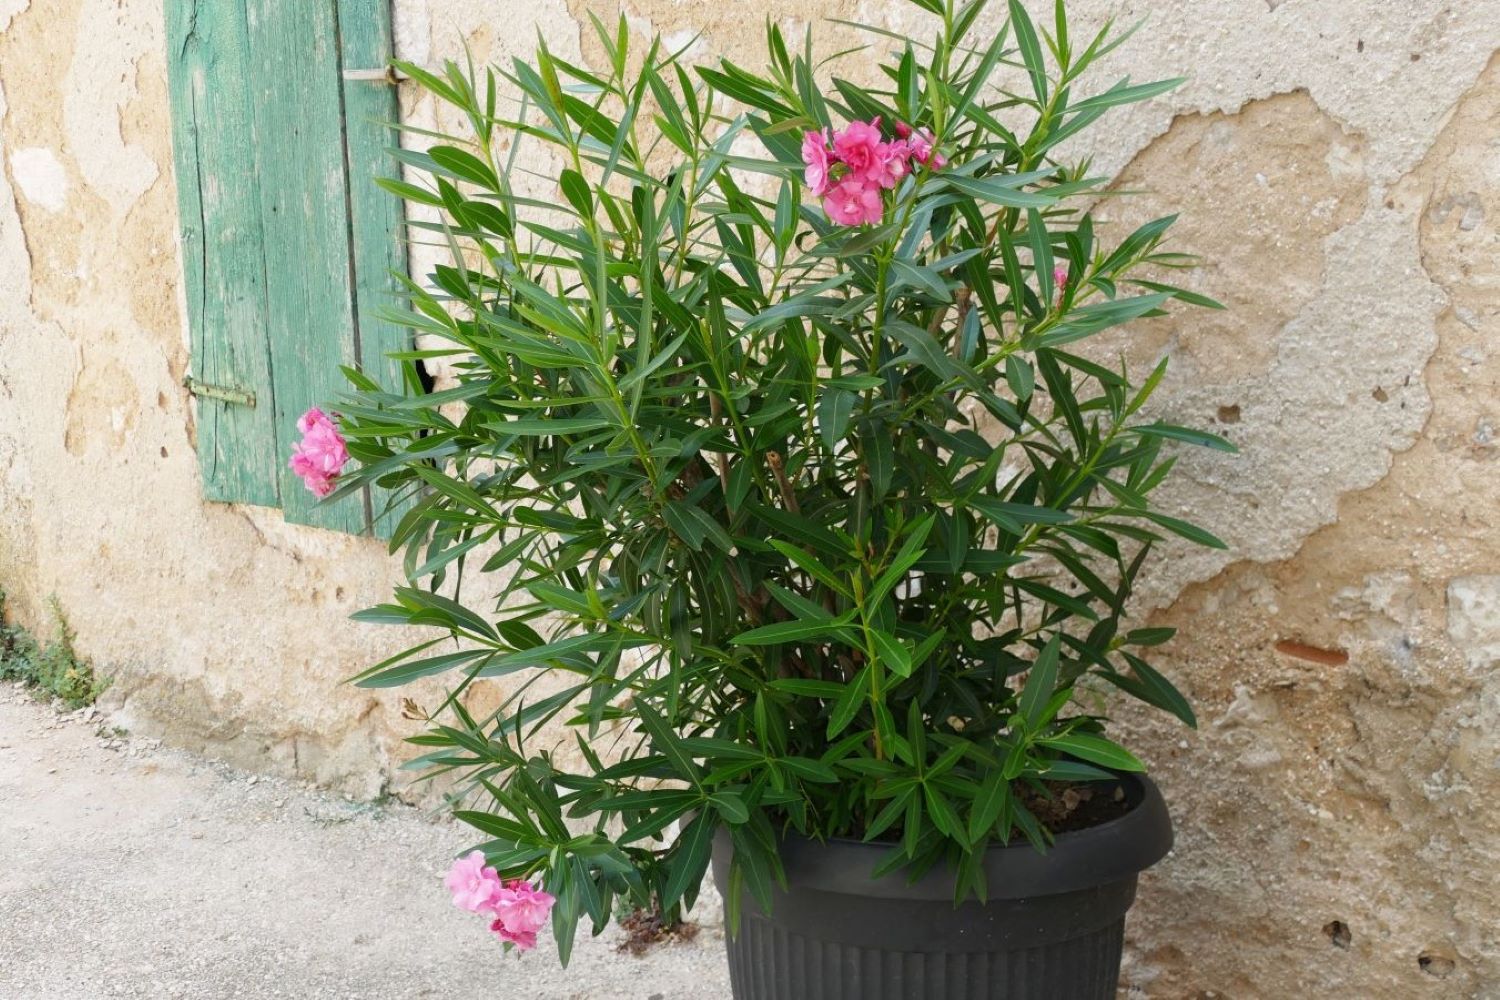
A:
[[8, 146, 67, 212], [1136, 201, 1443, 608], [61, 0, 159, 215], [0, 140, 32, 299], [1447, 578, 1500, 674], [0, 0, 27, 34]]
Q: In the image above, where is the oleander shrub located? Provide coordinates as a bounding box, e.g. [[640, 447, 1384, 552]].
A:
[[317, 0, 1230, 959]]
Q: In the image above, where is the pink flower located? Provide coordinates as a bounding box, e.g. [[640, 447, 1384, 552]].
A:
[[288, 406, 349, 499], [490, 916, 538, 951], [867, 140, 912, 190], [823, 174, 884, 226], [801, 128, 833, 196], [832, 119, 885, 183], [444, 851, 504, 914], [489, 879, 556, 952], [1053, 266, 1070, 307], [899, 124, 945, 169]]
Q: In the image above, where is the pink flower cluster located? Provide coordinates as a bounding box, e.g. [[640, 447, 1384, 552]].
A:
[[444, 851, 556, 952], [801, 118, 944, 227], [288, 407, 349, 498]]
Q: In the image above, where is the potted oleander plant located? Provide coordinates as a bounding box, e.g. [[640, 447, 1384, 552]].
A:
[[294, 1, 1232, 995]]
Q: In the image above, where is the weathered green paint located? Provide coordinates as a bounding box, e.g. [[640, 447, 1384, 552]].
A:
[[165, 0, 409, 535], [243, 0, 367, 534], [337, 0, 411, 538], [166, 2, 280, 507]]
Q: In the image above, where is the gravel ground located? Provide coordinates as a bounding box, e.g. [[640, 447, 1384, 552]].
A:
[[0, 684, 732, 1000]]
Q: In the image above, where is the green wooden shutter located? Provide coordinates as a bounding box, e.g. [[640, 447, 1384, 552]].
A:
[[166, 0, 407, 535]]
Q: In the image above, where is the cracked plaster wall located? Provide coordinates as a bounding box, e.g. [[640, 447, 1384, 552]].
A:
[[1, 0, 1498, 995]]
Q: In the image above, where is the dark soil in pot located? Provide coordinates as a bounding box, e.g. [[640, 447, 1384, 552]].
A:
[[1018, 779, 1132, 833], [711, 774, 1173, 1000]]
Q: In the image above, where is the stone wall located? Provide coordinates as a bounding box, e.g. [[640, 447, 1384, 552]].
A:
[[1, 0, 1497, 994]]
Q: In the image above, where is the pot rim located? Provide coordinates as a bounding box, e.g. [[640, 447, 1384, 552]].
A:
[[763, 772, 1173, 901]]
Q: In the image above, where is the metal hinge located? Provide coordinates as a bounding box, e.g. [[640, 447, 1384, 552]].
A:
[[342, 66, 412, 84], [183, 375, 256, 407]]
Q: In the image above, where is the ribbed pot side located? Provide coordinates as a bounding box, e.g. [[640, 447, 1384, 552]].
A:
[[711, 774, 1173, 1000]]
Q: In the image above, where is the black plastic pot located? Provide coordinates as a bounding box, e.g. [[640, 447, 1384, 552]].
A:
[[711, 774, 1172, 1000]]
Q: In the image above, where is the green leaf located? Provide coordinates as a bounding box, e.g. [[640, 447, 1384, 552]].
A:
[[885, 318, 968, 383], [634, 698, 701, 786], [679, 737, 765, 762], [890, 259, 952, 301], [768, 678, 847, 699], [923, 783, 965, 843], [1141, 510, 1228, 550], [868, 628, 914, 678], [709, 790, 750, 824], [453, 198, 514, 238], [479, 633, 649, 674], [493, 416, 613, 436], [943, 173, 1057, 209], [374, 176, 441, 207], [1128, 278, 1226, 310], [662, 500, 707, 550], [1028, 208, 1055, 304], [967, 767, 1010, 843], [696, 65, 793, 116], [817, 389, 857, 451], [728, 825, 780, 916], [779, 756, 839, 783], [1039, 731, 1145, 772], [528, 581, 593, 617], [1115, 654, 1197, 728], [864, 786, 917, 842], [1018, 634, 1061, 730], [765, 581, 831, 622], [753, 504, 849, 559], [867, 516, 934, 606], [1008, 0, 1049, 102], [351, 603, 415, 626], [861, 425, 894, 499], [766, 539, 852, 597], [969, 497, 1074, 533], [663, 811, 716, 909], [454, 810, 534, 842], [427, 145, 499, 190], [1130, 422, 1238, 454], [827, 665, 870, 739], [1005, 355, 1035, 402], [1124, 627, 1176, 646], [1069, 76, 1184, 115], [395, 586, 498, 641], [1039, 759, 1117, 782], [731, 616, 855, 646], [353, 648, 492, 688], [1037, 293, 1170, 348], [558, 170, 593, 217]]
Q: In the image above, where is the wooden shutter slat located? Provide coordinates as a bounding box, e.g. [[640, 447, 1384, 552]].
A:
[[337, 0, 411, 539], [166, 3, 281, 507], [244, 0, 367, 534]]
